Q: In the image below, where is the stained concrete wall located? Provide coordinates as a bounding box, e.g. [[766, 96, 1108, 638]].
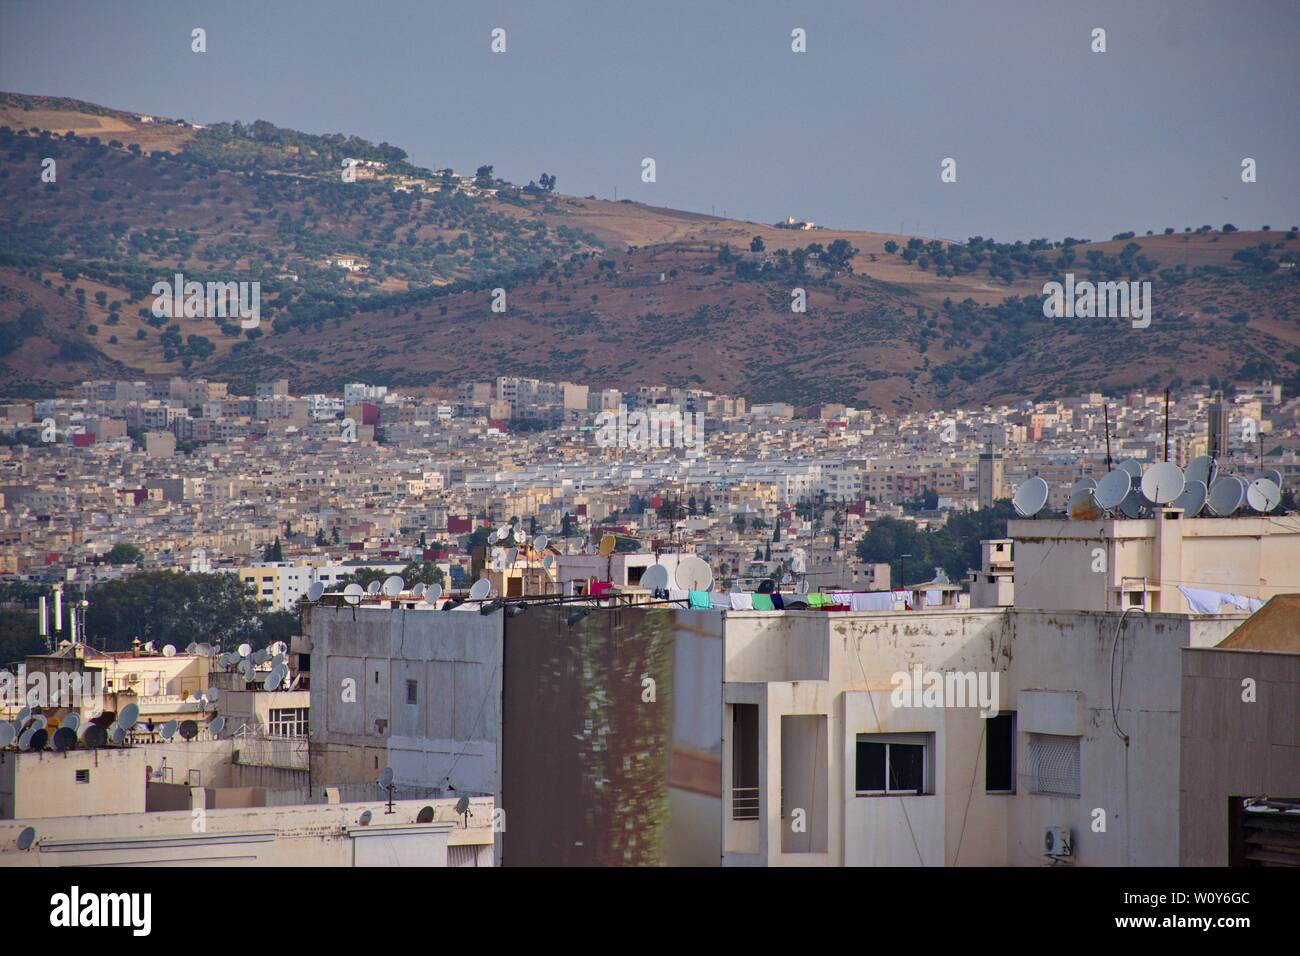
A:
[[0, 799, 457, 866], [722, 606, 1243, 867], [306, 604, 503, 798], [1179, 646, 1300, 865]]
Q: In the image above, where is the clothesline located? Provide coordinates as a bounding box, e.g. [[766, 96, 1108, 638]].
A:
[[665, 588, 942, 612], [1176, 585, 1264, 614]]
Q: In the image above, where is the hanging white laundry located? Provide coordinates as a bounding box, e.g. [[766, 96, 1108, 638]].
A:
[[729, 592, 754, 611], [851, 591, 896, 612], [1178, 585, 1231, 614]]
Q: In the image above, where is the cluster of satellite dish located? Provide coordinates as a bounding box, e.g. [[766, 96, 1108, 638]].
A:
[[0, 701, 224, 753], [639, 554, 714, 593], [487, 531, 554, 574], [216, 640, 292, 691], [1012, 456, 1285, 520]]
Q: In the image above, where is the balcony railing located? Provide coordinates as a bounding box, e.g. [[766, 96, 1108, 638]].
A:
[[732, 786, 760, 821]]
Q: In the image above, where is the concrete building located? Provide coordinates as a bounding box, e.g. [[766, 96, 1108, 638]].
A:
[[1208, 390, 1231, 459], [305, 603, 502, 800], [977, 442, 1004, 508], [1009, 513, 1300, 613], [719, 604, 1242, 866], [0, 797, 490, 867], [1179, 595, 1300, 866]]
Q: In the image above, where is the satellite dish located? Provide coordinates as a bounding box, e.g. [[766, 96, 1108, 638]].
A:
[[205, 685, 220, 703], [379, 766, 395, 788], [110, 725, 126, 746], [1118, 458, 1143, 479], [585, 543, 597, 555], [1207, 476, 1246, 516], [197, 643, 213, 657], [674, 555, 713, 591], [343, 583, 364, 605], [598, 534, 616, 556], [18, 728, 34, 750], [52, 727, 77, 752], [1094, 469, 1131, 511], [239, 659, 255, 681], [62, 712, 80, 733], [533, 534, 548, 552], [1186, 455, 1216, 488], [487, 529, 499, 544], [491, 553, 506, 572], [506, 547, 518, 566], [640, 564, 670, 592], [16, 827, 36, 851], [16, 706, 30, 727], [426, 583, 443, 603], [1067, 482, 1102, 521], [272, 640, 288, 655], [178, 720, 198, 741], [186, 643, 198, 656], [469, 579, 491, 601], [160, 720, 178, 741], [252, 648, 270, 665], [1012, 477, 1050, 518], [29, 714, 47, 732], [262, 669, 281, 691], [496, 525, 510, 541], [455, 795, 471, 816], [210, 716, 226, 737], [1247, 478, 1282, 513], [381, 575, 405, 597], [162, 644, 176, 658], [1255, 468, 1283, 489], [542, 553, 554, 570], [412, 582, 426, 599], [0, 722, 13, 748], [358, 810, 373, 826], [238, 642, 252, 657], [83, 725, 107, 749], [119, 703, 140, 731], [307, 582, 325, 602], [1118, 489, 1144, 519], [1173, 480, 1208, 516], [366, 581, 381, 595], [1141, 463, 1185, 505], [28, 728, 47, 751]]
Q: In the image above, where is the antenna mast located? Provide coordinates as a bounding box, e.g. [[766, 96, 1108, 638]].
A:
[[1103, 403, 1112, 470]]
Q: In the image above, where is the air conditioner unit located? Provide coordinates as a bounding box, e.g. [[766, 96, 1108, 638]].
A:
[[1044, 826, 1073, 858]]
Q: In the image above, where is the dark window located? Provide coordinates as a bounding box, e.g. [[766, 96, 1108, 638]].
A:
[[75, 769, 90, 783], [986, 713, 1015, 792], [856, 736, 930, 795], [406, 679, 418, 705], [889, 743, 925, 792], [856, 741, 886, 792]]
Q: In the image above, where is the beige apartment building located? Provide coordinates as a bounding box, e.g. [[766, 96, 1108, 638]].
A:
[[1010, 513, 1300, 613]]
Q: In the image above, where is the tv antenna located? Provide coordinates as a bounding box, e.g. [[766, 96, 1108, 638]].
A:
[[379, 766, 396, 814]]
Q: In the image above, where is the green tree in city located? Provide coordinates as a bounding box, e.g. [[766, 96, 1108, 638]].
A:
[[105, 543, 144, 565]]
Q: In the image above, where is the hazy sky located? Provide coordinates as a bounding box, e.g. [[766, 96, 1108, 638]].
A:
[[2, 0, 1296, 241]]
